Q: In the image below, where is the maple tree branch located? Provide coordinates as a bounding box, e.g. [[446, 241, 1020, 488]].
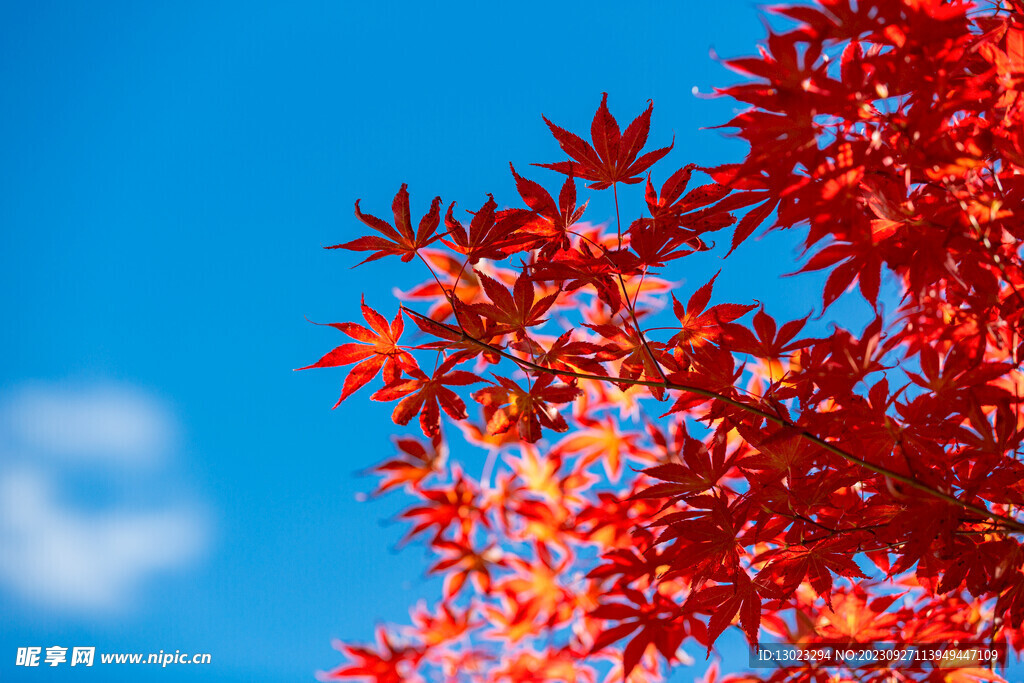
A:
[[401, 306, 1024, 534], [759, 505, 886, 540]]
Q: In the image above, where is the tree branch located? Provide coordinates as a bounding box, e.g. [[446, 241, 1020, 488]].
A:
[[402, 305, 1024, 534]]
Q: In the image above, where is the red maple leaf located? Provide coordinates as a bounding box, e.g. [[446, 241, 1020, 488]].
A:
[[670, 273, 756, 353], [429, 537, 504, 599], [689, 568, 764, 653], [471, 374, 581, 443], [526, 241, 635, 313], [534, 93, 674, 190], [398, 469, 484, 545], [636, 427, 740, 504], [441, 194, 533, 263], [756, 537, 867, 605], [509, 164, 587, 257], [321, 627, 424, 683], [329, 184, 442, 265], [470, 270, 560, 340], [367, 433, 446, 497], [371, 355, 483, 437], [297, 297, 420, 407]]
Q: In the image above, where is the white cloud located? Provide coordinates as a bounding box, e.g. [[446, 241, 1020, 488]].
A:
[[0, 469, 206, 611], [2, 384, 175, 466], [0, 383, 210, 613]]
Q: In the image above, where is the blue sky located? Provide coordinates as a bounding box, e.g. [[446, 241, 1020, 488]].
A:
[[0, 2, 907, 681]]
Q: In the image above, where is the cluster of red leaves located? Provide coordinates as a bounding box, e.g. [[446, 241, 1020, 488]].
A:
[[302, 1, 1024, 681]]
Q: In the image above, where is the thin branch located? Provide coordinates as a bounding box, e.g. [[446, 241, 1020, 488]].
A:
[[611, 183, 671, 385]]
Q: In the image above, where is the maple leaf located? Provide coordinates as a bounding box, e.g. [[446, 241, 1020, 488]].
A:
[[297, 297, 420, 407], [688, 568, 763, 653], [635, 427, 740, 504], [471, 374, 581, 443], [586, 546, 671, 589], [404, 299, 505, 367], [716, 29, 830, 173], [499, 445, 564, 504], [371, 355, 484, 438], [669, 273, 756, 354], [790, 238, 886, 310], [590, 588, 687, 678], [328, 184, 442, 265], [627, 218, 706, 269], [470, 269, 560, 340], [654, 494, 746, 583], [661, 345, 744, 416], [406, 602, 479, 648], [553, 414, 643, 482], [398, 470, 484, 545], [366, 433, 446, 497], [429, 538, 504, 599], [720, 308, 816, 361], [510, 330, 611, 380], [811, 585, 903, 643], [756, 537, 867, 605], [509, 164, 588, 257], [441, 195, 534, 263], [321, 627, 424, 683], [996, 574, 1024, 629], [936, 538, 1018, 597], [526, 241, 636, 313], [735, 423, 821, 484], [493, 551, 575, 633], [906, 341, 1014, 407], [629, 166, 748, 267], [534, 93, 674, 190], [642, 166, 736, 235], [586, 321, 678, 398]]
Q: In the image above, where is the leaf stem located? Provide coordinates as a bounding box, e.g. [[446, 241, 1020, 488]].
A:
[[611, 182, 671, 386]]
